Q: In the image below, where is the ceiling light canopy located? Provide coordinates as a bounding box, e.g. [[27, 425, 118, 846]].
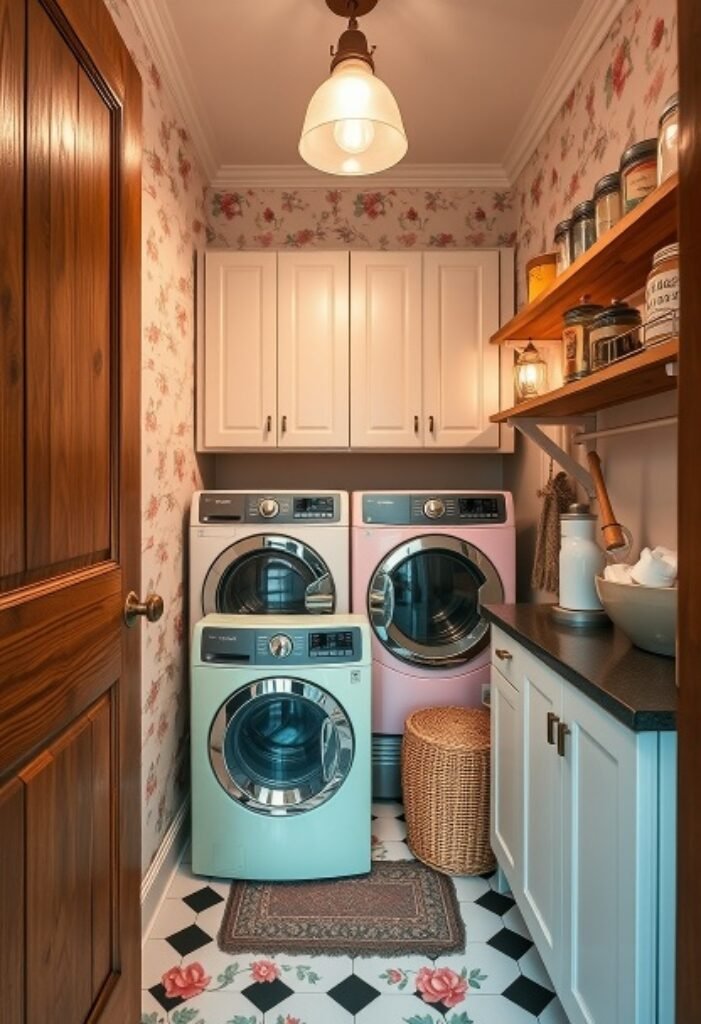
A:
[[299, 0, 407, 176]]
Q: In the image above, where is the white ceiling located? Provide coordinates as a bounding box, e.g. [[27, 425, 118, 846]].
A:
[[140, 0, 617, 183]]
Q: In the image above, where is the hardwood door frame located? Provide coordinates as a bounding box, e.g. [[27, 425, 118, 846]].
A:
[[677, 0, 700, 1018]]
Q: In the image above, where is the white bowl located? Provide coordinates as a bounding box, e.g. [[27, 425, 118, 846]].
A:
[[595, 576, 677, 657]]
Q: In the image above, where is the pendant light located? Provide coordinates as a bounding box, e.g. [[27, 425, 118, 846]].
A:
[[299, 0, 407, 176]]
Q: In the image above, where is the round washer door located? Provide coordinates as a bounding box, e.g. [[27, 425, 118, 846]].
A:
[[209, 677, 354, 815], [367, 535, 504, 667], [203, 535, 336, 615]]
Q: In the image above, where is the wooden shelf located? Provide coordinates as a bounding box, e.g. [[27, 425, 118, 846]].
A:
[[491, 338, 679, 422], [491, 174, 678, 344]]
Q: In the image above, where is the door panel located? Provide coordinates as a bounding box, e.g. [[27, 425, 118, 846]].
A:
[[0, 778, 24, 1024], [0, 0, 25, 581], [491, 666, 522, 885]]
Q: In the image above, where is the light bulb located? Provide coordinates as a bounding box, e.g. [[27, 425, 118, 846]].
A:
[[333, 117, 375, 154]]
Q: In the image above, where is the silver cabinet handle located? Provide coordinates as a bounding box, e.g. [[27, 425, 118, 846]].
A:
[[495, 648, 512, 661], [281, 415, 287, 433]]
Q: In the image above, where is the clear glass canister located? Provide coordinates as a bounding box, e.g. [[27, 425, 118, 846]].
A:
[[562, 299, 604, 382], [553, 219, 572, 274], [593, 172, 621, 239], [645, 243, 679, 343], [620, 138, 658, 212], [571, 201, 596, 260], [657, 92, 679, 184]]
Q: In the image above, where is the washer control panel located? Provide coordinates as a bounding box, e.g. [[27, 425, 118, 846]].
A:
[[198, 492, 341, 524], [201, 625, 363, 665], [362, 493, 507, 525]]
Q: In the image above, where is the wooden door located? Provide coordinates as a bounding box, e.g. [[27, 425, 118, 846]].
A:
[[490, 664, 523, 889], [0, 1, 142, 1022], [423, 250, 501, 449], [278, 252, 349, 448], [350, 252, 423, 448], [202, 251, 277, 449]]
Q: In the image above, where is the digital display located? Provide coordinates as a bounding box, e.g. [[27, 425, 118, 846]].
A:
[[309, 631, 355, 657], [294, 496, 334, 517], [459, 497, 500, 517]]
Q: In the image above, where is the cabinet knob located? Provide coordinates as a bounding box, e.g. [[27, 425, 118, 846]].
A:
[[495, 648, 512, 662], [281, 415, 287, 433], [557, 720, 571, 757], [546, 711, 560, 745]]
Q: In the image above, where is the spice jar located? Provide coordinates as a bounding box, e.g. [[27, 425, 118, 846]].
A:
[[562, 298, 604, 382], [526, 253, 557, 302], [589, 300, 642, 371], [593, 172, 622, 239], [571, 201, 596, 260], [620, 139, 658, 212], [553, 219, 572, 274], [645, 243, 679, 343], [657, 92, 679, 184]]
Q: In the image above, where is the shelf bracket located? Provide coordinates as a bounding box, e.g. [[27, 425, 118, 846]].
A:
[[509, 417, 597, 497]]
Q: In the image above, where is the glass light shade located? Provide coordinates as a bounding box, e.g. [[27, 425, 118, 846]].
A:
[[514, 342, 548, 400], [299, 58, 407, 175]]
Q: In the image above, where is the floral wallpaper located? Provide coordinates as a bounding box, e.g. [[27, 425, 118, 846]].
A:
[[513, 0, 678, 304], [206, 186, 517, 250], [106, 0, 208, 874]]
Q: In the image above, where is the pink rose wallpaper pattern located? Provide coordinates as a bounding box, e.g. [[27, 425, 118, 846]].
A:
[[207, 186, 517, 251], [513, 0, 678, 304], [106, 0, 208, 873]]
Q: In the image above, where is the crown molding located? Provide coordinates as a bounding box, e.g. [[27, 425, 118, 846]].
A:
[[128, 0, 219, 181], [502, 0, 627, 184], [210, 162, 510, 191]]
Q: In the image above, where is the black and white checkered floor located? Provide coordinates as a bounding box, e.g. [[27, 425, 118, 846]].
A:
[[141, 802, 568, 1024]]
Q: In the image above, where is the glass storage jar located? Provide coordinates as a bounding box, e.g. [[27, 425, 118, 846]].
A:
[[562, 298, 604, 382], [553, 219, 572, 274], [571, 201, 596, 260], [620, 139, 657, 212], [589, 300, 642, 371], [657, 92, 679, 184], [645, 243, 679, 343], [593, 172, 622, 238]]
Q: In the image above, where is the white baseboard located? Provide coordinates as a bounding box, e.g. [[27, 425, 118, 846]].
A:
[[141, 797, 191, 942]]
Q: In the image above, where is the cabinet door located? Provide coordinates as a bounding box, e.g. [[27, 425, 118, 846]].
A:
[[521, 656, 563, 985], [423, 251, 500, 448], [203, 252, 277, 448], [350, 253, 423, 448], [560, 687, 648, 1024], [278, 252, 349, 448], [491, 664, 522, 890]]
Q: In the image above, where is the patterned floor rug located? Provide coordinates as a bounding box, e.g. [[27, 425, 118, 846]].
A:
[[217, 860, 465, 958]]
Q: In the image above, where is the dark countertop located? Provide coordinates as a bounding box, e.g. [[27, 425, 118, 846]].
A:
[[483, 603, 677, 732]]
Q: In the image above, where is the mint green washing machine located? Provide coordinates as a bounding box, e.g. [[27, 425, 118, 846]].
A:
[[191, 614, 372, 880]]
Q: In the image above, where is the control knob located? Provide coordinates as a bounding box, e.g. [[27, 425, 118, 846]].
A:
[[424, 497, 445, 519], [268, 634, 292, 658], [259, 497, 279, 519]]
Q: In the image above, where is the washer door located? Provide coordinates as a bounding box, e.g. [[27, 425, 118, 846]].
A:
[[209, 677, 354, 815], [203, 535, 336, 615], [368, 535, 504, 667]]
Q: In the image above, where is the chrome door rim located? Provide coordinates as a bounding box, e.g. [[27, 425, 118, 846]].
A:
[[202, 535, 336, 615], [208, 677, 354, 815], [367, 535, 504, 667]]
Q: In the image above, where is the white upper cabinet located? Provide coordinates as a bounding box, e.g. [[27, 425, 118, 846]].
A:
[[277, 253, 349, 448], [423, 251, 500, 448], [203, 252, 277, 449], [350, 252, 423, 448]]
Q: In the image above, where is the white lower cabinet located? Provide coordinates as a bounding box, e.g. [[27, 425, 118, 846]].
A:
[[490, 627, 676, 1024]]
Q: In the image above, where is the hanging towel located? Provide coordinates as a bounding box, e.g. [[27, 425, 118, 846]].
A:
[[531, 468, 578, 594]]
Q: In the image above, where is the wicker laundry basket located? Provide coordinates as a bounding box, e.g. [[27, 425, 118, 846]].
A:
[[402, 706, 495, 876]]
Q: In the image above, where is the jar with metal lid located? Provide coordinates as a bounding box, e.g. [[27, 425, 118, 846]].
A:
[[620, 138, 657, 212], [562, 298, 604, 382], [593, 172, 621, 238], [589, 300, 642, 371], [553, 219, 572, 274], [657, 92, 679, 184], [571, 200, 596, 260], [645, 243, 679, 343]]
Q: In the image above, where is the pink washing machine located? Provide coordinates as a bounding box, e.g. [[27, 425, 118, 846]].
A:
[[351, 491, 515, 797]]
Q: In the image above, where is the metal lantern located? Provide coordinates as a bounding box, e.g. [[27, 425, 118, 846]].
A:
[[514, 342, 548, 400]]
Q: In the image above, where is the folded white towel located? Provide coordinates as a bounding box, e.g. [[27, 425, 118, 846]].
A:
[[631, 547, 678, 587], [654, 546, 678, 572], [604, 563, 635, 584]]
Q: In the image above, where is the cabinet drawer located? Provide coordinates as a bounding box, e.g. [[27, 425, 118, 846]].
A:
[[491, 626, 518, 684]]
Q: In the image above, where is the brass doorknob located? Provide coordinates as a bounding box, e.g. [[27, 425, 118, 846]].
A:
[[124, 591, 164, 628]]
